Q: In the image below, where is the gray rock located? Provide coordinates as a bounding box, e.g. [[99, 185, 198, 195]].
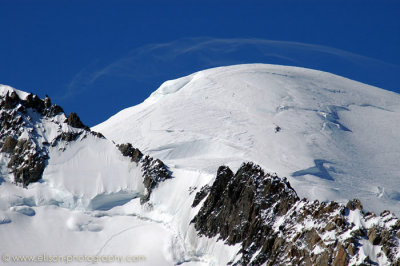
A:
[[346, 199, 363, 211], [65, 112, 87, 129], [140, 155, 172, 204], [192, 185, 210, 207], [117, 143, 143, 163], [333, 244, 348, 266], [191, 162, 400, 265], [0, 91, 95, 186], [1, 136, 18, 153], [367, 225, 382, 245]]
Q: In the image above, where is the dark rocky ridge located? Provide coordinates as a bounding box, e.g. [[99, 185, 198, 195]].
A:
[[192, 162, 400, 265], [0, 89, 96, 186], [117, 143, 143, 163], [116, 142, 172, 204], [0, 88, 169, 195], [65, 112, 90, 130], [140, 155, 172, 203]]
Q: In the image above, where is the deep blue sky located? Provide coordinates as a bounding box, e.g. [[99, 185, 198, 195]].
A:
[[1, 0, 399, 126]]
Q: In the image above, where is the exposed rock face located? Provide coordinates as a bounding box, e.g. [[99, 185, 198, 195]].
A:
[[192, 162, 400, 265], [346, 198, 363, 211], [1, 88, 167, 192], [191, 163, 298, 241], [117, 143, 143, 163], [43, 104, 64, 117], [2, 91, 20, 109], [7, 139, 47, 187], [116, 142, 171, 203], [1, 136, 18, 153], [43, 95, 51, 108], [191, 185, 210, 208], [0, 89, 99, 186], [65, 112, 88, 130], [140, 155, 172, 203]]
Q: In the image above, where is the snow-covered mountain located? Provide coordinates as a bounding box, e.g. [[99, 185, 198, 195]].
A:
[[0, 85, 176, 265], [1, 64, 400, 265], [94, 64, 400, 216]]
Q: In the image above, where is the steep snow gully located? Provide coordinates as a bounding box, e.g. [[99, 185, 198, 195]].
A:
[[1, 64, 400, 265]]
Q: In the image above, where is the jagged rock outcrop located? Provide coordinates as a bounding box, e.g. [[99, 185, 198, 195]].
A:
[[116, 142, 172, 203], [192, 162, 400, 265], [0, 88, 167, 192], [192, 185, 210, 208], [140, 155, 171, 203], [1, 136, 18, 153], [117, 143, 143, 163], [65, 112, 89, 130], [0, 89, 100, 186], [7, 138, 47, 187], [43, 104, 64, 117]]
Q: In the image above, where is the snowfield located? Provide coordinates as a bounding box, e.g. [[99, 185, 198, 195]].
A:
[[1, 64, 400, 265], [94, 64, 400, 216], [0, 84, 238, 265]]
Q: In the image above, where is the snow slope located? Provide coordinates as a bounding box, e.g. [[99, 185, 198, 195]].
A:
[[94, 64, 400, 216], [0, 86, 196, 266], [2, 64, 400, 266]]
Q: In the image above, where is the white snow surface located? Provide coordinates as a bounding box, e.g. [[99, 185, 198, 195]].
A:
[[2, 64, 400, 265], [94, 64, 400, 216], [0, 84, 30, 100], [0, 84, 235, 265]]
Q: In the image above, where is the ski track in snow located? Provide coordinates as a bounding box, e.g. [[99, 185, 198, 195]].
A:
[[86, 223, 153, 266]]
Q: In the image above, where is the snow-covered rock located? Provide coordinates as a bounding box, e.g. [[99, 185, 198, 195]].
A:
[[0, 86, 178, 265], [192, 162, 400, 265]]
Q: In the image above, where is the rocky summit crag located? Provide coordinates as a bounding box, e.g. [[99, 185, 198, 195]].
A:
[[0, 89, 92, 186], [0, 88, 171, 195], [192, 162, 400, 265]]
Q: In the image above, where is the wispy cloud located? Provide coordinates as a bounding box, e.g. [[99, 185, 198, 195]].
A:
[[63, 37, 400, 98]]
